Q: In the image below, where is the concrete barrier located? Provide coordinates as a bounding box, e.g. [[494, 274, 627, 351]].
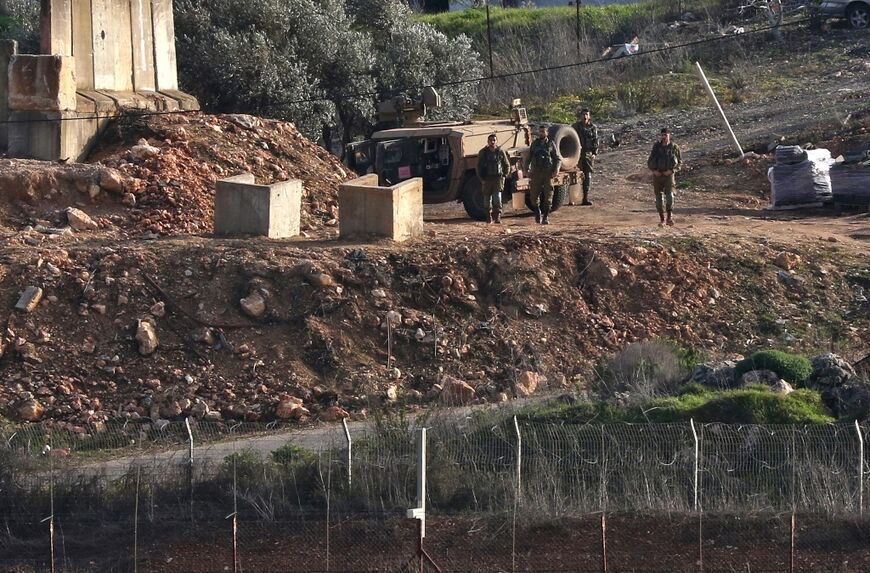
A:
[[339, 175, 424, 242], [8, 55, 77, 112], [214, 174, 302, 239]]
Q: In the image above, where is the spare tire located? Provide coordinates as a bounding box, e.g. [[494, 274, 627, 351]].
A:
[[548, 124, 581, 171]]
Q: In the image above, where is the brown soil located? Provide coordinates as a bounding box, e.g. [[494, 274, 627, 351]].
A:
[[0, 34, 868, 430]]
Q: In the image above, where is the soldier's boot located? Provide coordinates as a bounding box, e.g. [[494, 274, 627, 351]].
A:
[[581, 176, 593, 206], [666, 211, 674, 226], [486, 210, 493, 224], [540, 203, 550, 225], [493, 210, 502, 224], [534, 208, 541, 224], [658, 212, 666, 227]]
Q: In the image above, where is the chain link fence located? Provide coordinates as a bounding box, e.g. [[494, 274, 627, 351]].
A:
[[2, 418, 870, 571]]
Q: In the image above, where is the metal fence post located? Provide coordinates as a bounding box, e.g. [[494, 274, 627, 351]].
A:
[[790, 512, 796, 573], [856, 420, 864, 515], [513, 416, 522, 504], [343, 418, 352, 488], [185, 418, 195, 521], [690, 418, 699, 512], [600, 512, 607, 573], [48, 431, 56, 573]]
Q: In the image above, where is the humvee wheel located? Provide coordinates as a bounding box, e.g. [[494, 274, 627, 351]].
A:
[[524, 183, 568, 213], [461, 175, 488, 221]]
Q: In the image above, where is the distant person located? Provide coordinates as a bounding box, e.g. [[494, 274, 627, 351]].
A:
[[572, 108, 598, 206], [528, 125, 561, 225], [647, 127, 682, 226], [476, 133, 510, 224]]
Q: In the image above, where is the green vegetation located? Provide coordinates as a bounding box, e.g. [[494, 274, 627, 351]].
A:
[[735, 350, 813, 385], [522, 385, 834, 425], [419, 4, 654, 41]]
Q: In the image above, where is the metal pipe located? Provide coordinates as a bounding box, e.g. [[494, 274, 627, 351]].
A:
[[694, 62, 744, 160], [343, 418, 352, 487], [690, 418, 699, 511], [856, 420, 864, 515]]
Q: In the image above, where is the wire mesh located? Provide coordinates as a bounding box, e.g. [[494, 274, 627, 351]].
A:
[[4, 420, 870, 571]]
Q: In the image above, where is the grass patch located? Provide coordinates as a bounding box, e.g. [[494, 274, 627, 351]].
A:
[[522, 386, 834, 424]]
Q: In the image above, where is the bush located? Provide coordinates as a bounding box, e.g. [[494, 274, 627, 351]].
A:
[[594, 340, 688, 404], [735, 350, 813, 385]]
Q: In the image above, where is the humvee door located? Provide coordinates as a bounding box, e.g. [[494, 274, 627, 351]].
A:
[[375, 139, 420, 186]]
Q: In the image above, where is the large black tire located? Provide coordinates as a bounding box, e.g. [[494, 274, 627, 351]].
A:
[[524, 183, 568, 213], [461, 175, 488, 221], [548, 124, 581, 171], [848, 2, 870, 28]]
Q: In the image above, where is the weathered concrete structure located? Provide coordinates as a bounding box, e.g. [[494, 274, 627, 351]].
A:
[[215, 174, 302, 239], [339, 175, 424, 242], [1, 0, 199, 161]]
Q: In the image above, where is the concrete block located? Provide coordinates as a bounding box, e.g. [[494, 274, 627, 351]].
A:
[[8, 108, 100, 161], [8, 55, 77, 111], [15, 286, 44, 313], [339, 175, 424, 242], [215, 174, 302, 239]]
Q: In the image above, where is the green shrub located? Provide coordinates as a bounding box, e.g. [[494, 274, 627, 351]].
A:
[[272, 443, 317, 466], [220, 450, 269, 489], [735, 350, 813, 384], [522, 387, 833, 425]]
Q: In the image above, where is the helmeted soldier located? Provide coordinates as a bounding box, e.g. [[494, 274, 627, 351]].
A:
[[572, 108, 598, 206], [647, 127, 682, 226], [476, 133, 511, 224], [528, 125, 561, 225]]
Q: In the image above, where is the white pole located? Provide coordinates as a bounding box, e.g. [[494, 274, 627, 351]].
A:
[[694, 61, 744, 160], [690, 418, 699, 512], [856, 420, 864, 515], [406, 428, 427, 538], [513, 416, 522, 504], [343, 418, 352, 487]]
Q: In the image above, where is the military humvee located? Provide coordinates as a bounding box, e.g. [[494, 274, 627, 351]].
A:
[[345, 88, 582, 220]]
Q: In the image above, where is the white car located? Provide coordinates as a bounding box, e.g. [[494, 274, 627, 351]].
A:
[[818, 0, 870, 28]]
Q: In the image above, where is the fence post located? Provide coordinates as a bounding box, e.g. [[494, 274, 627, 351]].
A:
[[48, 431, 56, 573], [690, 418, 699, 512], [134, 465, 141, 573], [856, 420, 864, 515], [485, 0, 494, 77], [185, 418, 194, 521], [600, 512, 607, 573], [343, 418, 352, 488], [790, 512, 796, 573], [575, 0, 581, 57], [513, 416, 522, 504]]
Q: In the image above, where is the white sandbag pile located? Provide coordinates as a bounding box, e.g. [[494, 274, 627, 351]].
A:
[[768, 146, 833, 208]]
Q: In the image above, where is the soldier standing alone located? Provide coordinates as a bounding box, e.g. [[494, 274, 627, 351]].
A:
[[476, 133, 511, 224], [572, 108, 598, 206], [528, 125, 561, 225], [647, 127, 682, 227]]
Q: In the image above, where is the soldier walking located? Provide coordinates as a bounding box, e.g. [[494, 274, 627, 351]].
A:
[[647, 127, 682, 227], [528, 125, 561, 225], [476, 133, 511, 224], [572, 108, 598, 206]]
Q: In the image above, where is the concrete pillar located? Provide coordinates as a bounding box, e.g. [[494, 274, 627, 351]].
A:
[[131, 0, 157, 91], [215, 174, 303, 239], [91, 0, 134, 91], [71, 0, 95, 89], [151, 0, 178, 90], [0, 40, 18, 149], [338, 175, 424, 242], [40, 0, 73, 56]]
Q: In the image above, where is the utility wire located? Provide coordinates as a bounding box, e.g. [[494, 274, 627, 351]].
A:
[[0, 16, 813, 126]]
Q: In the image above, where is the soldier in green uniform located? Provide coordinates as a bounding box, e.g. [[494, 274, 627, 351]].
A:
[[528, 125, 561, 225], [476, 133, 511, 224], [572, 108, 598, 206], [647, 127, 682, 227]]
